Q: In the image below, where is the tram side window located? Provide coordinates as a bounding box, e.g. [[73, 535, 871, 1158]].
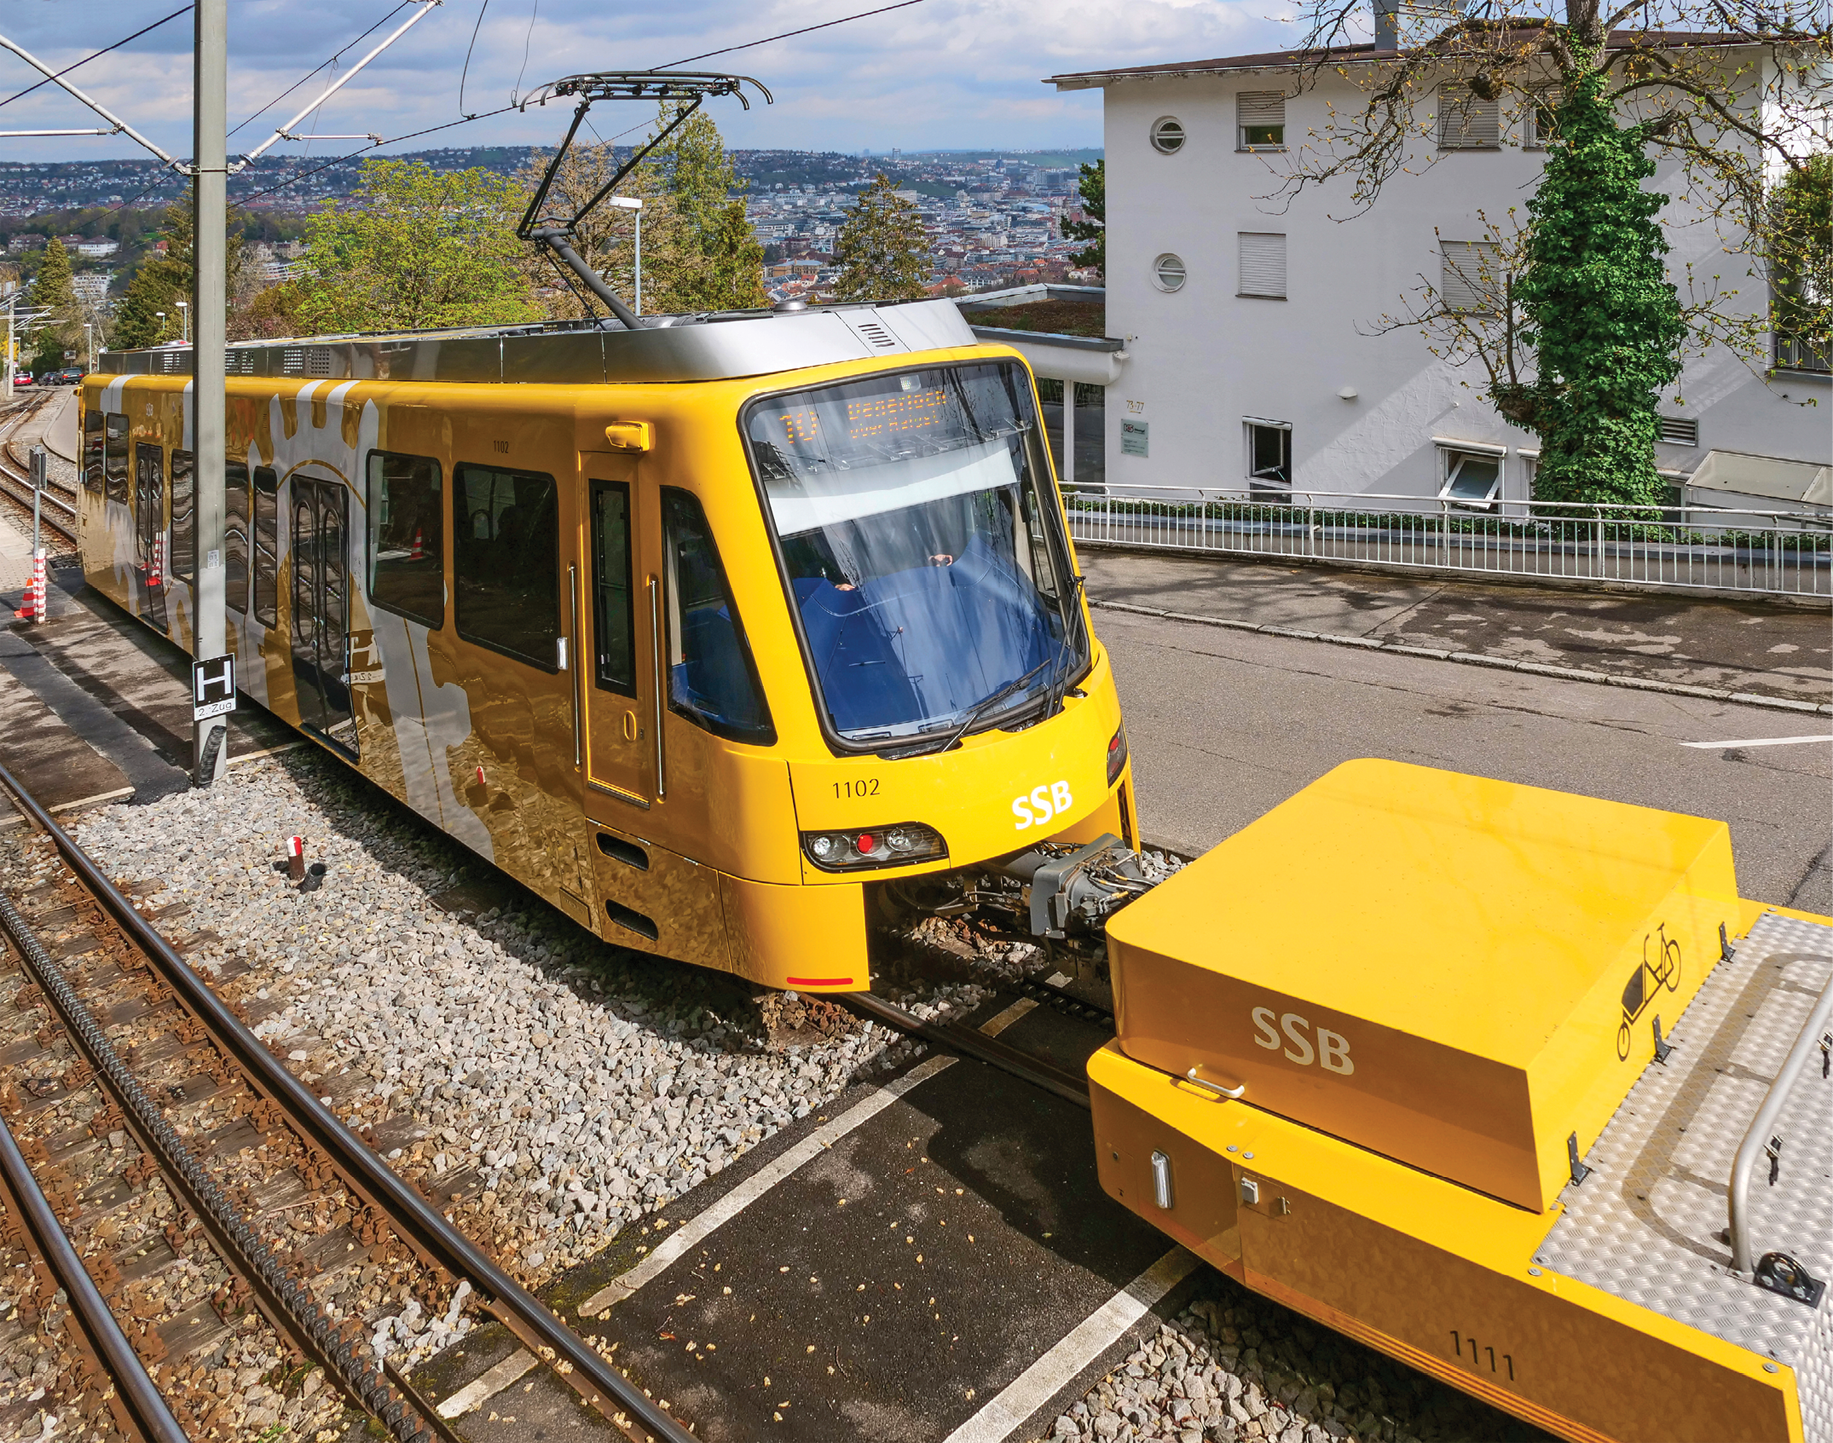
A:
[[366, 450, 444, 628], [454, 463, 560, 669], [170, 450, 195, 581], [661, 487, 774, 744], [83, 409, 104, 493], [591, 480, 635, 694], [252, 465, 278, 627], [224, 461, 250, 614], [103, 413, 129, 504]]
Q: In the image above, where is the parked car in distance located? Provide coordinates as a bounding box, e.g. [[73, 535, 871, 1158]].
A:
[[11, 372, 32, 386]]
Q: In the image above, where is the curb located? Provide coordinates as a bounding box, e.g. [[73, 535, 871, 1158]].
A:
[[1089, 597, 1833, 718]]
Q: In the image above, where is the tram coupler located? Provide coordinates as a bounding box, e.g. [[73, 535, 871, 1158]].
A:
[[997, 834, 1157, 939]]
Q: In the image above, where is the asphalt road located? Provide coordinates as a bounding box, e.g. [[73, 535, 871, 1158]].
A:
[[1101, 604, 1833, 917]]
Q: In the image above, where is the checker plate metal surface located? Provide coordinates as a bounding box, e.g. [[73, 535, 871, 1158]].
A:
[[1538, 912, 1833, 1438]]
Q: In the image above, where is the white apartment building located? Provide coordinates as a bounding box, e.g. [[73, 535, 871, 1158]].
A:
[[1051, 35, 1832, 512]]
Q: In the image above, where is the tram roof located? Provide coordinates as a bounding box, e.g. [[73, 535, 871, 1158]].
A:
[[96, 298, 980, 388]]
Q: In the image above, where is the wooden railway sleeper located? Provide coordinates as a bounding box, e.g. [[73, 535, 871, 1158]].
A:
[[0, 886, 445, 1443]]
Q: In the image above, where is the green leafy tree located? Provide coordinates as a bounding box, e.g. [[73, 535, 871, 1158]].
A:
[[833, 174, 930, 303], [1278, 0, 1831, 506], [111, 191, 246, 349], [1516, 68, 1686, 506], [645, 102, 768, 310], [298, 159, 538, 333], [27, 237, 78, 370], [1062, 160, 1105, 273], [514, 143, 691, 318]]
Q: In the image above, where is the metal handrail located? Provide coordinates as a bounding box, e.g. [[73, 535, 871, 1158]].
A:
[[1728, 968, 1833, 1275]]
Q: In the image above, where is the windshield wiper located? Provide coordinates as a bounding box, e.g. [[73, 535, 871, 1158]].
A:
[[894, 658, 1056, 758]]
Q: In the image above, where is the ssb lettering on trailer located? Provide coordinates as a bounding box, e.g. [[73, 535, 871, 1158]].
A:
[[1252, 1006, 1355, 1075], [1012, 780, 1074, 831]]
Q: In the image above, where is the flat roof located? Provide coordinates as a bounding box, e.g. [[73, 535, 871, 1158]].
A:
[[1047, 28, 1748, 88]]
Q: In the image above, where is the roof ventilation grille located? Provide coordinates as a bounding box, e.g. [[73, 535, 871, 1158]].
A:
[[281, 348, 305, 375], [855, 320, 898, 349], [308, 347, 333, 377]]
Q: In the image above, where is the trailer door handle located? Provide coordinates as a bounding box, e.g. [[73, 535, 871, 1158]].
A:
[[1186, 1068, 1245, 1099]]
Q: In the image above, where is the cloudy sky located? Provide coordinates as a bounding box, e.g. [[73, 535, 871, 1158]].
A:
[[0, 0, 1315, 170]]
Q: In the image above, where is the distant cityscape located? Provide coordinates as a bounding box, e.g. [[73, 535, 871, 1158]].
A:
[[0, 144, 1103, 311]]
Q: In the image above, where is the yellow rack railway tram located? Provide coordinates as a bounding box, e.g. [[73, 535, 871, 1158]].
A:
[[80, 301, 1136, 993]]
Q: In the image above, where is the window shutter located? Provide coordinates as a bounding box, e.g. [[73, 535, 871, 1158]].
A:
[[1237, 91, 1285, 128], [1439, 241, 1499, 312], [1438, 83, 1500, 148], [1239, 233, 1287, 299]]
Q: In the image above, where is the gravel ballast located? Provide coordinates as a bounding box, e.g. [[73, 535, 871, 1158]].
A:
[[0, 746, 980, 1431], [1037, 1274, 1549, 1443]]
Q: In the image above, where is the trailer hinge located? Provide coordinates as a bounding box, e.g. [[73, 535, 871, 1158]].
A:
[[1754, 1251, 1826, 1308]]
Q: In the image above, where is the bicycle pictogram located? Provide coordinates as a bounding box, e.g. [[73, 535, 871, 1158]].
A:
[[1617, 924, 1683, 1061]]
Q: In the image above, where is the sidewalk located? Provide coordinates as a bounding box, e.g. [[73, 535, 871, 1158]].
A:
[[1079, 550, 1832, 708]]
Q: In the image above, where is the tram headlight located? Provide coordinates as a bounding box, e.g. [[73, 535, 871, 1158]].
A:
[[1106, 724, 1129, 785], [802, 822, 947, 871]]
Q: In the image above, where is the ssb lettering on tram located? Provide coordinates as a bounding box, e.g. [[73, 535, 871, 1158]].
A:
[[1012, 780, 1074, 831], [1251, 1006, 1355, 1075]]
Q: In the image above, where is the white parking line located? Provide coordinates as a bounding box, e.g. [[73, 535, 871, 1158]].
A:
[[435, 1348, 539, 1419], [1680, 735, 1833, 749], [941, 1247, 1201, 1443], [575, 1051, 958, 1318]]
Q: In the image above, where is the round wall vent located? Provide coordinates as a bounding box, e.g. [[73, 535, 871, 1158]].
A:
[[1153, 253, 1188, 292], [1151, 117, 1186, 154]]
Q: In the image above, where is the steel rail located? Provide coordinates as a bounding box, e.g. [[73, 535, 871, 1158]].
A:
[[1728, 966, 1833, 1274], [0, 848, 435, 1441], [844, 991, 1092, 1108], [0, 1102, 190, 1443], [0, 760, 699, 1443]]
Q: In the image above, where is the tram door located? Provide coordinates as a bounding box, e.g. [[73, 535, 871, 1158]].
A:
[[290, 475, 357, 755], [582, 469, 653, 806], [133, 442, 167, 631]]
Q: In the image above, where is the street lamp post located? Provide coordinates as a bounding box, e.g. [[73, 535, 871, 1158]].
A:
[[177, 299, 188, 345], [155, 310, 166, 342], [83, 321, 93, 372], [609, 196, 643, 315], [192, 0, 230, 785]]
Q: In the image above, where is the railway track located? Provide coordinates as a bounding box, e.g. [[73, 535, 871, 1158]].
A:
[[0, 390, 77, 550], [0, 761, 697, 1443]]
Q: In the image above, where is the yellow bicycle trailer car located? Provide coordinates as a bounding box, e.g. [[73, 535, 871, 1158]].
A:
[[1094, 759, 1833, 1443]]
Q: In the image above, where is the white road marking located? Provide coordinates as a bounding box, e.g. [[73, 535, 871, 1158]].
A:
[[942, 1247, 1201, 1443], [575, 1051, 958, 1317], [1680, 735, 1833, 749], [980, 997, 1038, 1037], [436, 1347, 539, 1418]]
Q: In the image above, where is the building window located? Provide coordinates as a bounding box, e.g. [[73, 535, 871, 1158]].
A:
[[454, 462, 561, 670], [1238, 233, 1287, 299], [1524, 88, 1560, 148], [1237, 91, 1286, 149], [1246, 420, 1292, 489], [1439, 447, 1503, 508], [365, 450, 444, 628], [1150, 117, 1186, 154], [1439, 241, 1501, 312], [1438, 83, 1500, 149], [1658, 415, 1699, 446], [1152, 253, 1187, 292]]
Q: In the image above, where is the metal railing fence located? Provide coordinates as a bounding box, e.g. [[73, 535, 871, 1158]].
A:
[[1063, 486, 1832, 600]]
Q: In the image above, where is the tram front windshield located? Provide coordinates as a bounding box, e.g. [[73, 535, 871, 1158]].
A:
[[745, 362, 1083, 745]]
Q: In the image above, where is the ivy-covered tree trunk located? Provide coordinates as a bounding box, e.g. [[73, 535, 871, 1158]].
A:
[[1517, 66, 1685, 507]]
